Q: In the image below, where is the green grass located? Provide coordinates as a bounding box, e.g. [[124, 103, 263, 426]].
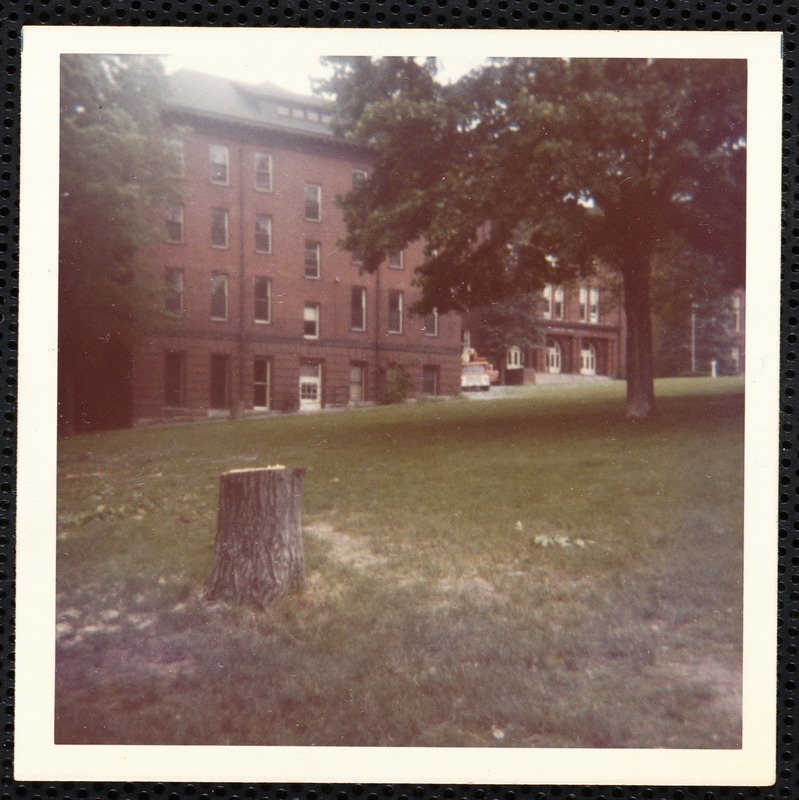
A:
[[55, 377, 744, 748]]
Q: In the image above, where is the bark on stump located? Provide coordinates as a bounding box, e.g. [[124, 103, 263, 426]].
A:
[[205, 467, 305, 607]]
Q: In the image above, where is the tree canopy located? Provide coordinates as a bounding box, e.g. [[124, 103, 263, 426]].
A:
[[321, 56, 747, 419], [59, 54, 180, 430]]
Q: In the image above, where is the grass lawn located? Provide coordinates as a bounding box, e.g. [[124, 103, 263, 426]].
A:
[[55, 377, 744, 748]]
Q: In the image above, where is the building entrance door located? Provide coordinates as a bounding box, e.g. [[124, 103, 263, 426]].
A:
[[299, 361, 322, 411], [580, 343, 597, 376]]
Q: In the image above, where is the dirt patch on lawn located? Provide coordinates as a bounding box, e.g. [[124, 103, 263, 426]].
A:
[[304, 522, 387, 568]]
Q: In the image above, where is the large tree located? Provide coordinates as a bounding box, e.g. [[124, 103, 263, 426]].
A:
[[59, 54, 179, 431], [321, 57, 746, 419]]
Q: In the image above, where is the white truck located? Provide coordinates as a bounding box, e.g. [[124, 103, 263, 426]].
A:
[[461, 361, 492, 392]]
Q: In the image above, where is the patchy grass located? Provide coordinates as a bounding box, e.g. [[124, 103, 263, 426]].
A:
[[56, 377, 744, 747]]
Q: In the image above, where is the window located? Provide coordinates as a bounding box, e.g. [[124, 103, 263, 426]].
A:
[[553, 286, 565, 320], [507, 346, 522, 369], [589, 287, 600, 324], [351, 287, 367, 331], [253, 357, 270, 410], [299, 361, 322, 410], [305, 184, 321, 221], [210, 354, 229, 409], [165, 268, 184, 316], [164, 351, 185, 407], [304, 303, 320, 339], [388, 251, 404, 270], [388, 290, 403, 334], [211, 272, 228, 321], [210, 144, 229, 184], [255, 153, 273, 192], [255, 214, 272, 254], [349, 363, 365, 403], [352, 169, 367, 188], [304, 240, 321, 279], [254, 277, 271, 323], [165, 204, 184, 243], [165, 139, 184, 177], [542, 285, 552, 319], [579, 286, 588, 322], [422, 366, 439, 396], [423, 309, 439, 337], [211, 208, 229, 249]]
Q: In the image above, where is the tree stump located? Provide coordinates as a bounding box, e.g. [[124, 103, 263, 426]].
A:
[[205, 466, 305, 607]]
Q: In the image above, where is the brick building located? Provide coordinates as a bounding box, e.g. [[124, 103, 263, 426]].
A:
[[131, 70, 462, 423], [464, 276, 628, 385]]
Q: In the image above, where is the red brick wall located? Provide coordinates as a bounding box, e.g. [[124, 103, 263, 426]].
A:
[[133, 122, 462, 421]]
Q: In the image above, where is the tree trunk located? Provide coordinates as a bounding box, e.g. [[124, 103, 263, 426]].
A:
[[205, 467, 305, 608], [622, 261, 657, 421]]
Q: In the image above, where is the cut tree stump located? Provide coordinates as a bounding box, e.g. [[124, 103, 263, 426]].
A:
[[205, 466, 305, 607]]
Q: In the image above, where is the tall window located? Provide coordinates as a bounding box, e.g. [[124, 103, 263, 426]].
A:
[[210, 144, 229, 184], [553, 286, 565, 320], [589, 287, 600, 323], [351, 287, 366, 331], [164, 351, 185, 407], [211, 208, 229, 249], [507, 346, 522, 369], [255, 153, 273, 192], [349, 363, 365, 402], [579, 286, 588, 322], [165, 268, 184, 316], [255, 214, 272, 254], [388, 290, 403, 334], [254, 277, 271, 323], [165, 204, 184, 243], [389, 251, 404, 270], [305, 184, 321, 221], [304, 240, 321, 278], [546, 340, 562, 373], [542, 284, 552, 319], [423, 309, 439, 337], [165, 139, 184, 177], [253, 357, 270, 409], [304, 303, 320, 339], [732, 295, 742, 332], [210, 272, 229, 321]]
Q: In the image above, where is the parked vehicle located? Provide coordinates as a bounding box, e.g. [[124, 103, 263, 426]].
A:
[[461, 360, 492, 392]]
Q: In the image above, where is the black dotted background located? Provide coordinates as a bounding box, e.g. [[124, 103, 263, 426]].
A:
[[0, 2, 796, 800]]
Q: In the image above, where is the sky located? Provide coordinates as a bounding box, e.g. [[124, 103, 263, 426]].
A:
[[162, 53, 489, 96]]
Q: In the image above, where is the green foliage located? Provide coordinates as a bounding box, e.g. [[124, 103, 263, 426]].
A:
[[59, 55, 181, 429], [471, 293, 543, 368], [320, 58, 747, 417], [377, 363, 413, 404]]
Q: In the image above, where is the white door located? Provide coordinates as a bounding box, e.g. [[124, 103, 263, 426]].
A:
[[546, 341, 561, 374], [299, 362, 322, 411], [580, 344, 596, 376]]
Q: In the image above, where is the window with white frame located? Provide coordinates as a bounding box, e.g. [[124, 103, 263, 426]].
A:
[[304, 240, 321, 278], [164, 268, 184, 316], [255, 153, 273, 192], [210, 144, 229, 185], [253, 357, 270, 409], [388, 290, 403, 334], [349, 362, 365, 402], [164, 351, 186, 407], [732, 295, 742, 332], [507, 346, 522, 369], [388, 251, 404, 270], [589, 287, 600, 323], [553, 286, 565, 320], [255, 214, 272, 254], [579, 286, 588, 322], [542, 284, 553, 319], [211, 208, 229, 248], [254, 277, 271, 323], [165, 204, 184, 243], [351, 287, 366, 331], [546, 340, 562, 373], [305, 184, 322, 221], [210, 272, 229, 321], [304, 303, 320, 339], [423, 309, 439, 337]]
